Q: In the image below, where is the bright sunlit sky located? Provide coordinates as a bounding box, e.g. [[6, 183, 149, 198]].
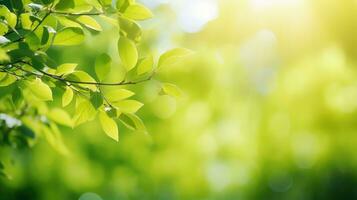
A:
[[140, 0, 310, 33]]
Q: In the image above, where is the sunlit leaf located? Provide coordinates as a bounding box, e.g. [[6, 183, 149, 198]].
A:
[[98, 110, 119, 141], [123, 3, 153, 21], [137, 55, 154, 75], [95, 53, 111, 81], [90, 92, 103, 109], [119, 113, 146, 133], [158, 48, 193, 68], [27, 78, 53, 101], [62, 86, 74, 107], [76, 15, 102, 31], [53, 27, 84, 46], [118, 37, 138, 71], [69, 71, 98, 91], [112, 100, 143, 113], [162, 83, 182, 98], [48, 108, 73, 127], [56, 63, 78, 76], [105, 89, 134, 102]]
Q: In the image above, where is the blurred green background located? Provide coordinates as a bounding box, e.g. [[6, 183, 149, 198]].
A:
[[2, 0, 357, 199]]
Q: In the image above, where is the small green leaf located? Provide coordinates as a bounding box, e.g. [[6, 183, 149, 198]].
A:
[[56, 16, 82, 28], [69, 71, 98, 91], [0, 74, 16, 87], [95, 53, 111, 81], [56, 63, 78, 76], [123, 3, 153, 21], [158, 48, 193, 68], [6, 12, 17, 29], [137, 55, 154, 75], [118, 37, 138, 71], [76, 15, 102, 31], [62, 86, 74, 107], [73, 98, 96, 126], [105, 89, 134, 102], [118, 16, 142, 42], [48, 108, 73, 127], [162, 83, 182, 98], [90, 92, 103, 109], [99, 15, 118, 27], [119, 113, 146, 133], [98, 111, 119, 141], [0, 48, 9, 62], [112, 100, 143, 113], [27, 78, 53, 101], [20, 13, 32, 30], [53, 27, 84, 46]]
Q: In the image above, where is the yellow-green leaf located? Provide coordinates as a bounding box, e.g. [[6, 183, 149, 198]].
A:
[[62, 86, 74, 107], [95, 53, 111, 81], [99, 111, 119, 141], [56, 16, 82, 28], [27, 78, 53, 101], [112, 100, 143, 113], [53, 27, 84, 46], [73, 98, 96, 126], [158, 48, 194, 68], [70, 71, 98, 91], [162, 83, 182, 98], [48, 108, 73, 127], [105, 89, 134, 102], [0, 74, 16, 87], [118, 37, 138, 71], [137, 55, 154, 75], [123, 3, 153, 21], [56, 63, 78, 76], [76, 15, 102, 31], [20, 13, 32, 30], [119, 113, 146, 133]]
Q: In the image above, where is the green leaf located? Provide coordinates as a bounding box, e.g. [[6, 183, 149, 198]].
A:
[[95, 53, 111, 81], [99, 15, 118, 27], [119, 113, 146, 133], [118, 37, 138, 71], [76, 15, 102, 31], [98, 111, 119, 141], [53, 27, 84, 46], [90, 92, 103, 109], [73, 97, 96, 126], [56, 63, 78, 76], [48, 108, 73, 127], [0, 22, 8, 35], [118, 16, 142, 42], [56, 16, 82, 28], [162, 83, 182, 98], [137, 55, 153, 75], [62, 86, 74, 107], [70, 71, 98, 91], [6, 12, 17, 29], [123, 3, 153, 21], [20, 13, 32, 30], [0, 74, 16, 87], [0, 48, 9, 62], [112, 100, 143, 113], [27, 78, 53, 101], [105, 89, 134, 102], [158, 48, 193, 68]]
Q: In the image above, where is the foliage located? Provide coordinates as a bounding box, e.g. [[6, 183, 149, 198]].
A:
[[0, 0, 192, 177]]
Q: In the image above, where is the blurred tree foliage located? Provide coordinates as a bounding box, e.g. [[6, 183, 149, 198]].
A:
[[0, 0, 191, 178]]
